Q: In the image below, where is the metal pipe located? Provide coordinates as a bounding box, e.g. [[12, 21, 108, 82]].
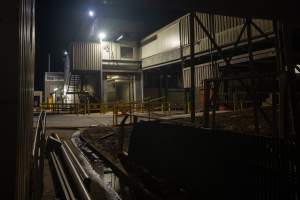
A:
[[50, 151, 76, 200], [60, 144, 92, 200], [62, 141, 91, 188]]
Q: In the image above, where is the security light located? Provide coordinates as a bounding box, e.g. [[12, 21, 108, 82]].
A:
[[88, 10, 95, 17], [98, 32, 106, 41]]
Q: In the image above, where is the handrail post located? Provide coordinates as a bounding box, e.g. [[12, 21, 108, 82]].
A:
[[148, 99, 151, 121], [129, 102, 133, 124]]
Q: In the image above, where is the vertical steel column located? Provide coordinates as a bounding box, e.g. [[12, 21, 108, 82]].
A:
[[246, 18, 260, 134], [203, 80, 210, 128], [274, 21, 289, 138], [189, 12, 196, 122], [209, 14, 217, 130], [273, 20, 282, 137], [179, 19, 189, 114], [140, 71, 144, 102], [164, 72, 168, 102]]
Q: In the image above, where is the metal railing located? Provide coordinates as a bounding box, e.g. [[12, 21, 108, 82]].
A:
[[31, 111, 47, 200]]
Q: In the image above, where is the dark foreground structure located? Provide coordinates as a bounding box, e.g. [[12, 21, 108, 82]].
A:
[[0, 0, 299, 199]]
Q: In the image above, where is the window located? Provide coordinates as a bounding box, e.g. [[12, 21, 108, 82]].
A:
[[120, 47, 133, 59]]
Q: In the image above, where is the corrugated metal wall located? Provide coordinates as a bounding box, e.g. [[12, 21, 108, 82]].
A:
[[141, 22, 180, 59], [183, 64, 220, 88], [141, 13, 273, 68], [71, 42, 140, 71], [180, 13, 273, 48], [1, 0, 35, 198], [72, 42, 101, 71], [16, 0, 36, 199]]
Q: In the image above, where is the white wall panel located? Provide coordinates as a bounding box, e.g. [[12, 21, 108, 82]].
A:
[[141, 22, 180, 59]]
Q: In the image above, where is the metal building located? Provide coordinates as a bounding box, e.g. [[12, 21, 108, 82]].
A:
[[44, 72, 65, 103], [66, 41, 141, 103], [140, 13, 276, 109]]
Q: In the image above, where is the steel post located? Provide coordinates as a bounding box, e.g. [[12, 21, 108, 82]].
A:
[[189, 12, 196, 123]]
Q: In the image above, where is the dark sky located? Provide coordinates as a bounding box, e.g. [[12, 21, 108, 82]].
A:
[[35, 0, 185, 90]]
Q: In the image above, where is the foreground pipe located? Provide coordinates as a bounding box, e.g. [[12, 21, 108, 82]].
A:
[[63, 141, 91, 189], [60, 143, 92, 200], [50, 151, 76, 200]]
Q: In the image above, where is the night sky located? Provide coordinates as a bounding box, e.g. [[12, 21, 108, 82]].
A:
[[35, 0, 185, 90]]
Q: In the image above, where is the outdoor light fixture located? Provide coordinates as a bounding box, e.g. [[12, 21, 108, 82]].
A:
[[98, 32, 106, 41], [88, 10, 95, 17], [64, 51, 68, 55], [111, 75, 120, 80], [116, 35, 124, 41], [53, 88, 58, 92]]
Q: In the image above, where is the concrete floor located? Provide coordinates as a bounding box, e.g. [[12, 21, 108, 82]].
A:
[[33, 113, 116, 128], [37, 111, 218, 199]]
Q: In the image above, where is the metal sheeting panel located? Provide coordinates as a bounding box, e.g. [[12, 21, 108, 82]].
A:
[[180, 13, 273, 48], [141, 12, 273, 68], [183, 64, 219, 88], [7, 0, 36, 199], [71, 42, 101, 71], [142, 48, 181, 68], [141, 22, 180, 59]]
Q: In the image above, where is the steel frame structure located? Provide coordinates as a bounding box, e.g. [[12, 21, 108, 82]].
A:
[[185, 11, 298, 199]]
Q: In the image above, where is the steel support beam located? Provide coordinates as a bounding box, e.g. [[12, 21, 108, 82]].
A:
[[203, 80, 210, 128], [189, 12, 196, 122], [246, 18, 260, 135]]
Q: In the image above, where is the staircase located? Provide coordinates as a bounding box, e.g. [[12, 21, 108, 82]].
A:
[[67, 74, 81, 95]]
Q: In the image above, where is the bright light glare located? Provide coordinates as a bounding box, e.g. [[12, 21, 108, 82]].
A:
[[98, 32, 106, 40], [54, 88, 58, 92], [64, 51, 68, 55], [88, 10, 95, 17]]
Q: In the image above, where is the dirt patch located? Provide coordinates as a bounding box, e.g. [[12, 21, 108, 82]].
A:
[[81, 126, 133, 161], [82, 108, 274, 161]]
